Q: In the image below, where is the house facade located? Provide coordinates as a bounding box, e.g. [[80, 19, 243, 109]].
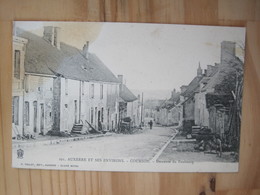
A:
[[187, 41, 243, 139], [156, 89, 181, 126], [12, 36, 28, 137], [12, 26, 120, 138], [180, 65, 204, 132], [118, 75, 140, 127], [202, 41, 243, 138]]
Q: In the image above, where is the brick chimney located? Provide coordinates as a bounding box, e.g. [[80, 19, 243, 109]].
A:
[[171, 88, 177, 99], [83, 41, 89, 59], [118, 75, 123, 84], [43, 26, 61, 49], [221, 41, 236, 65], [118, 75, 123, 91]]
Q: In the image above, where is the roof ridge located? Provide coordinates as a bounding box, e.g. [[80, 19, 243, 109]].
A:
[[16, 28, 120, 83]]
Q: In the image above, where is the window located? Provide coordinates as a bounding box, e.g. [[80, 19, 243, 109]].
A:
[[100, 84, 103, 99], [90, 84, 94, 98], [12, 96, 19, 125], [82, 82, 84, 95], [14, 50, 21, 79], [24, 76, 29, 93], [95, 107, 97, 123], [101, 107, 104, 122], [90, 108, 94, 124], [74, 100, 78, 123], [65, 79, 68, 95], [24, 101, 30, 126]]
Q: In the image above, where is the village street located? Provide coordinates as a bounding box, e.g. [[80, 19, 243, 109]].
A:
[[13, 126, 178, 163]]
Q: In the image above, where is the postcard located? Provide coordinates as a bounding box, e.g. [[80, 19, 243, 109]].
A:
[[12, 21, 245, 172]]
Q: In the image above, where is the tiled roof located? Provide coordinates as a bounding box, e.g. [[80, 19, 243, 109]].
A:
[[119, 84, 137, 102], [202, 57, 243, 95], [160, 93, 180, 110], [180, 76, 204, 97], [16, 28, 119, 83]]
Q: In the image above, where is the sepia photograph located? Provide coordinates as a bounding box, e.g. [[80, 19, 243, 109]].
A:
[[12, 21, 245, 172]]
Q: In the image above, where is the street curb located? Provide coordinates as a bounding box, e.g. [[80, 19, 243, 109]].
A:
[[12, 133, 113, 149], [150, 130, 179, 162]]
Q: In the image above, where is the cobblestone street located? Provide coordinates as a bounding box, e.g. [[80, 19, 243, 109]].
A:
[[13, 126, 177, 163]]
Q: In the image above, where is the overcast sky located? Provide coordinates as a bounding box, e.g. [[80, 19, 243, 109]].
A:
[[15, 22, 246, 99]]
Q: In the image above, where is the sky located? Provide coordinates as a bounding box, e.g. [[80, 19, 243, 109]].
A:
[[15, 22, 246, 99]]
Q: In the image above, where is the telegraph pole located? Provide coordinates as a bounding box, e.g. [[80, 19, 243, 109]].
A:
[[140, 92, 144, 127]]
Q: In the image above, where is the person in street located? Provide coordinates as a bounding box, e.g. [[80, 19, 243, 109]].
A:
[[149, 120, 153, 130]]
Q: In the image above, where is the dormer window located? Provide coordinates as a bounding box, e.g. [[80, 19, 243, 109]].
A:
[[14, 50, 21, 79]]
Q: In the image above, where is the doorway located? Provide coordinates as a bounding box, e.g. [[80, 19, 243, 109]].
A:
[[33, 101, 37, 133], [98, 110, 101, 122], [74, 100, 77, 124], [40, 104, 44, 134]]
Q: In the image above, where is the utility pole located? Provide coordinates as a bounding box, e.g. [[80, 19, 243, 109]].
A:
[[140, 92, 144, 127]]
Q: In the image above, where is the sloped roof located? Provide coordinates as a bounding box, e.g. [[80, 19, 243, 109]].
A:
[[202, 57, 243, 95], [16, 28, 119, 83], [181, 76, 204, 97], [160, 93, 180, 110], [119, 84, 137, 102], [144, 99, 164, 109]]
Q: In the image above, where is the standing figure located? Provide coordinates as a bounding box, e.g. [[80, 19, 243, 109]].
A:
[[149, 120, 153, 130]]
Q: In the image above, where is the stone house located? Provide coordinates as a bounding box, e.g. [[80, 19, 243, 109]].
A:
[[12, 26, 120, 137], [118, 75, 140, 127], [194, 65, 218, 127], [180, 65, 204, 133], [12, 36, 28, 137], [201, 41, 243, 138], [156, 89, 181, 126]]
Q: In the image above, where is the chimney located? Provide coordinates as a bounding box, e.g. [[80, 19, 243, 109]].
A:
[[204, 69, 207, 76], [118, 75, 123, 84], [43, 26, 61, 49], [118, 75, 123, 91], [83, 41, 89, 59], [171, 88, 177, 99], [221, 41, 236, 65]]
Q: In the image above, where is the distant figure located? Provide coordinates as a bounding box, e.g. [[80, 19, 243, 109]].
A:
[[148, 120, 153, 130]]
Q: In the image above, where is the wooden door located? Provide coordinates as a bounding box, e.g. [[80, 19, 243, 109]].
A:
[[74, 100, 77, 124], [40, 103, 44, 134], [33, 101, 37, 133]]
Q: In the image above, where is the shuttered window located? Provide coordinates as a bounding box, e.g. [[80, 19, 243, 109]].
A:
[[14, 50, 20, 79], [12, 96, 19, 125], [24, 101, 30, 126]]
